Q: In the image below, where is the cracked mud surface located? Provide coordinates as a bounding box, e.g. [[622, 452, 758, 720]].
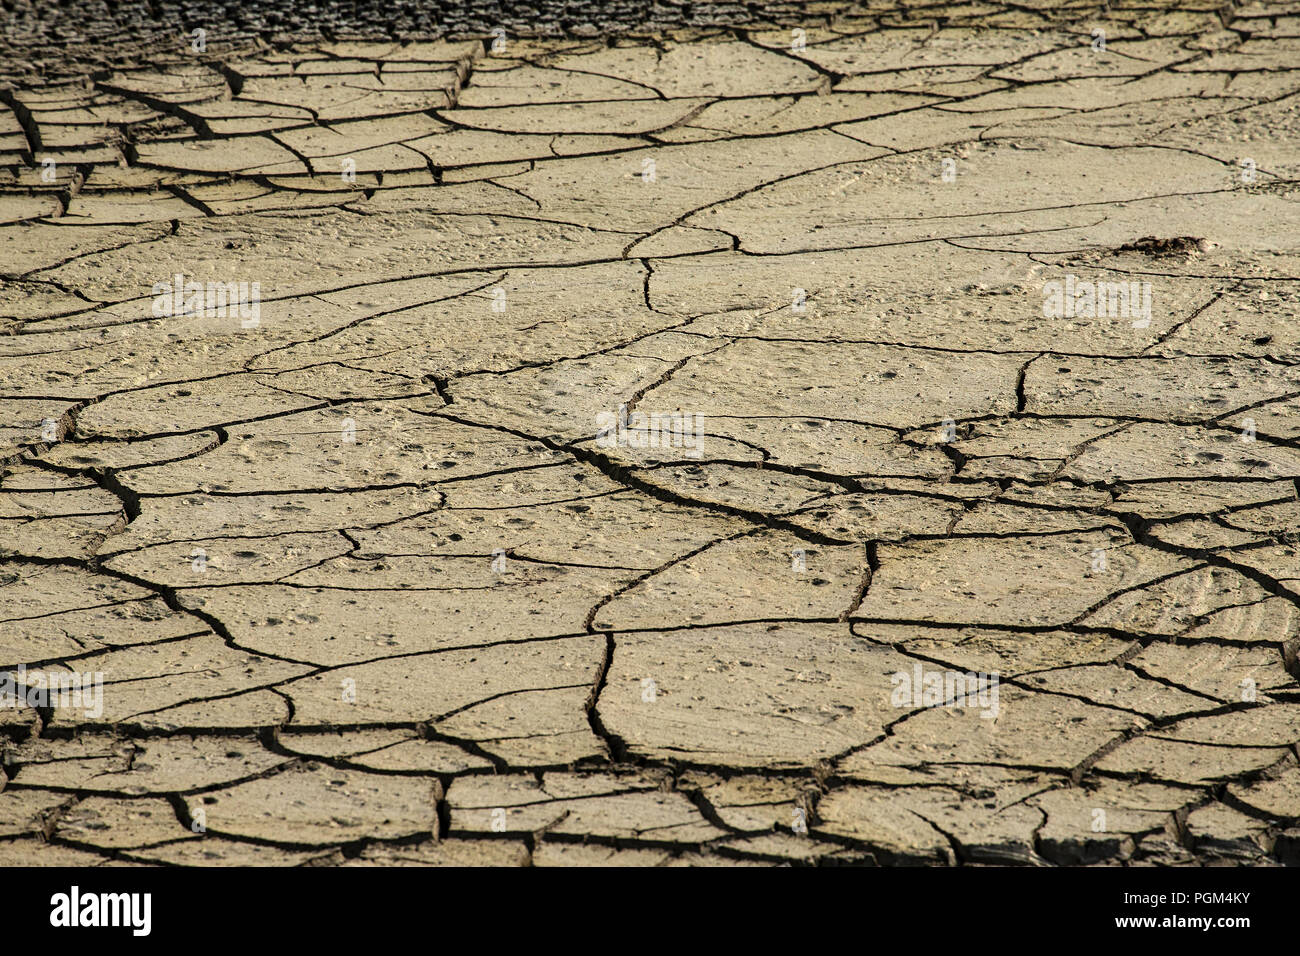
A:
[[2, 0, 1300, 867]]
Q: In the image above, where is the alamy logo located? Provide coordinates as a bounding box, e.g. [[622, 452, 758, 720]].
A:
[[50, 886, 151, 936], [1042, 274, 1152, 328], [152, 273, 261, 328], [890, 664, 1000, 719], [595, 404, 704, 458], [0, 666, 102, 718]]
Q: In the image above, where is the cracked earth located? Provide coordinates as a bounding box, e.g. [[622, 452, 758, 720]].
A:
[[2, 0, 1300, 867]]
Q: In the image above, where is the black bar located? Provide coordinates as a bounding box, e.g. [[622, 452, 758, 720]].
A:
[[4, 864, 1278, 941]]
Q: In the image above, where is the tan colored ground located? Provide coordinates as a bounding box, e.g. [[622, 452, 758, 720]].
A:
[[2, 1, 1300, 866]]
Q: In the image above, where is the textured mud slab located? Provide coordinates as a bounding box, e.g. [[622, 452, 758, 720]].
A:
[[2, 0, 1300, 867]]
